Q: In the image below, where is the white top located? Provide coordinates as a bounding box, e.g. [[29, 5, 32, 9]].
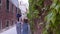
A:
[[17, 21, 21, 23], [18, 0, 29, 13], [18, 0, 29, 20]]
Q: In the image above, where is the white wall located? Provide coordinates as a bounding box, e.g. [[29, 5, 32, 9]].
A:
[[9, 0, 19, 8], [10, 0, 29, 9], [18, 0, 29, 9]]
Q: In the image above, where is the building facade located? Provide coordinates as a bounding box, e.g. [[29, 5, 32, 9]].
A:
[[0, 0, 20, 31]]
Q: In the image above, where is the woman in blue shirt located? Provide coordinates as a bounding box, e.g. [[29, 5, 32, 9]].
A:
[[23, 18, 31, 34]]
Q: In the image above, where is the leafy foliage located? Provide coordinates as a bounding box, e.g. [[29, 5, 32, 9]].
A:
[[43, 0, 60, 34], [28, 0, 60, 34], [28, 0, 42, 32]]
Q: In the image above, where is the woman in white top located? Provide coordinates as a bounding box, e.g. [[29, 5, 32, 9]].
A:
[[16, 14, 22, 34]]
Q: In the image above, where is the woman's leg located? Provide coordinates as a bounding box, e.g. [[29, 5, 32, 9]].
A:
[[16, 23, 21, 34]]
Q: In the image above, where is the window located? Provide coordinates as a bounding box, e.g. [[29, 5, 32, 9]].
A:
[[0, 0, 1, 10], [18, 9, 21, 14], [0, 20, 2, 30], [0, 0, 1, 4], [12, 4, 13, 14], [6, 0, 9, 10], [16, 7, 17, 13], [0, 5, 1, 9], [0, 21, 1, 30], [6, 20, 9, 27], [12, 20, 13, 25]]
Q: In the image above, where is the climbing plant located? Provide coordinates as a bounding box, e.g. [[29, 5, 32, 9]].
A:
[[28, 0, 60, 34], [43, 0, 60, 34], [28, 0, 44, 33]]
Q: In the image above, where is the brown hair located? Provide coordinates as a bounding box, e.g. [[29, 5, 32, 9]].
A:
[[24, 18, 28, 23]]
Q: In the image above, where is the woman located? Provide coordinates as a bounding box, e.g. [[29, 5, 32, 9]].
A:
[[23, 18, 31, 34], [16, 14, 22, 34]]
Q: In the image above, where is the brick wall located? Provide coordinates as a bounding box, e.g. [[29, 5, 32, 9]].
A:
[[0, 0, 20, 30]]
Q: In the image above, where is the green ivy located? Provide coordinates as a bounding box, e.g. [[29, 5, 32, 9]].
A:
[[29, 0, 60, 34], [44, 0, 60, 34]]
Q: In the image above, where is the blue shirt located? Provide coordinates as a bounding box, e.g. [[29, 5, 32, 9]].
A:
[[23, 23, 28, 34]]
